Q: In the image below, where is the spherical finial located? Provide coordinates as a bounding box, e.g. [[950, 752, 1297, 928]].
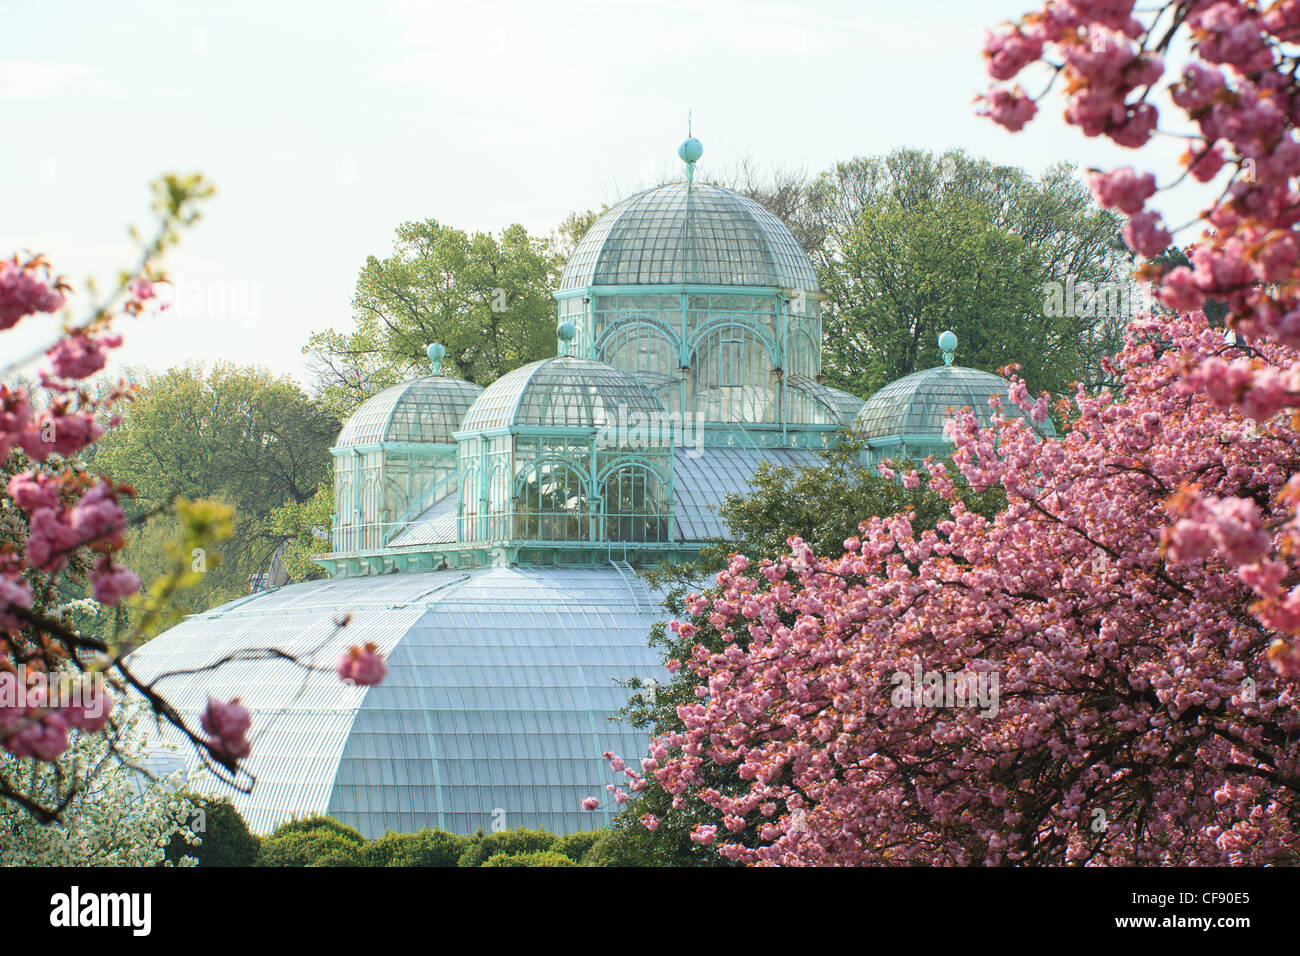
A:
[[678, 137, 703, 164], [938, 330, 957, 366], [426, 342, 446, 374], [556, 321, 577, 356]]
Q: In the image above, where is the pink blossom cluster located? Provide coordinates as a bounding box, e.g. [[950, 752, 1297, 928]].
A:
[[0, 257, 65, 331], [0, 673, 113, 763], [200, 697, 252, 760], [641, 313, 1300, 865], [335, 642, 387, 686], [981, 0, 1300, 696], [46, 331, 124, 381]]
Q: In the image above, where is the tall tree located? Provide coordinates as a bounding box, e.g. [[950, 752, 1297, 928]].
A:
[[808, 149, 1128, 397], [306, 220, 560, 417], [90, 362, 338, 612]]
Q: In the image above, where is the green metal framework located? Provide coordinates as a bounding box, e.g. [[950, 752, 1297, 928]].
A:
[[315, 171, 876, 576], [556, 285, 834, 440], [454, 358, 675, 557]]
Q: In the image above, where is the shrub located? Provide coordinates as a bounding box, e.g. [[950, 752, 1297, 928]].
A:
[[164, 797, 259, 867], [582, 828, 659, 867], [362, 828, 464, 867], [482, 850, 577, 867], [260, 831, 363, 867], [266, 814, 364, 845], [307, 850, 361, 867], [552, 830, 602, 864], [457, 828, 557, 867]]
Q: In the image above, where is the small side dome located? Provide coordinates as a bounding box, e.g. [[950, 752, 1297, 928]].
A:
[[854, 365, 1056, 444], [335, 376, 484, 447], [459, 356, 665, 433], [786, 374, 865, 426]]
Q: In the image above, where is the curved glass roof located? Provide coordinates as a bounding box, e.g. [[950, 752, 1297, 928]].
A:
[[126, 567, 663, 837], [459, 356, 665, 432], [336, 376, 484, 447], [787, 375, 865, 426], [559, 183, 818, 292], [854, 365, 1057, 442]]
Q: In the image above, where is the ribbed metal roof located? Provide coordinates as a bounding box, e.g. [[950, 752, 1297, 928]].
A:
[[559, 183, 818, 292], [854, 365, 1057, 442], [672, 446, 824, 541], [335, 376, 484, 447]]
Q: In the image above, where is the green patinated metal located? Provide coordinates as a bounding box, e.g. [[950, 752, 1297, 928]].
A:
[[311, 150, 1047, 579]]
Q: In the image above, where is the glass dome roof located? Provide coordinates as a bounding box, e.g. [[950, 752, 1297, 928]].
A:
[[559, 183, 818, 292], [335, 376, 484, 448], [459, 356, 665, 432], [854, 365, 1057, 442]]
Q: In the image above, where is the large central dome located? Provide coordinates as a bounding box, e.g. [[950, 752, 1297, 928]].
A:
[[559, 182, 818, 292]]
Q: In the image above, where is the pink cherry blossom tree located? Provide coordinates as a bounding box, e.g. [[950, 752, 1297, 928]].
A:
[[0, 175, 386, 823], [629, 314, 1299, 864], [627, 0, 1300, 864]]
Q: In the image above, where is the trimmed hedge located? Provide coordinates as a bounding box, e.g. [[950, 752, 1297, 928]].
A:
[[581, 827, 659, 867], [552, 830, 602, 863], [457, 828, 558, 867], [260, 831, 363, 867], [164, 797, 260, 867], [482, 850, 578, 867], [362, 828, 465, 867], [266, 814, 364, 845]]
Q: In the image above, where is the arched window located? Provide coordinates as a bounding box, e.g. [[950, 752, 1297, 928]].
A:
[[598, 318, 678, 378], [457, 456, 481, 542], [692, 323, 778, 424], [600, 460, 669, 543], [514, 458, 591, 542], [598, 319, 681, 414], [786, 327, 817, 379]]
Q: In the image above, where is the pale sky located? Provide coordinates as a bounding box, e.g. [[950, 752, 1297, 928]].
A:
[[1, 0, 1209, 388]]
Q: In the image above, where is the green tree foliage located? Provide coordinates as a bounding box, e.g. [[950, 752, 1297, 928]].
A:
[[259, 831, 363, 866], [90, 363, 338, 615], [361, 828, 465, 867], [482, 850, 577, 867], [259, 815, 364, 866], [646, 438, 1004, 595], [456, 827, 558, 867], [581, 826, 662, 867], [268, 481, 333, 583], [816, 150, 1125, 399], [552, 829, 602, 863], [266, 814, 364, 845], [306, 220, 560, 417], [164, 797, 259, 867]]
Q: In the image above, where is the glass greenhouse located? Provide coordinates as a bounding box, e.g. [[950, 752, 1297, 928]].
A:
[[125, 139, 1051, 839]]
